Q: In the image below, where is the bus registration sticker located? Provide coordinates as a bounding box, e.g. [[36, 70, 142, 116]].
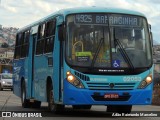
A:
[[104, 93, 119, 99]]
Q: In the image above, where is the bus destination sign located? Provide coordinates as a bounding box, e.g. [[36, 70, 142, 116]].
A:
[[75, 14, 140, 26]]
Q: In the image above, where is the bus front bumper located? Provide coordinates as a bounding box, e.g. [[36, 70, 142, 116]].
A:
[[63, 80, 152, 105]]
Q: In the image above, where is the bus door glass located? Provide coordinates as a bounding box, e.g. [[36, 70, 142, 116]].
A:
[[30, 25, 38, 97]]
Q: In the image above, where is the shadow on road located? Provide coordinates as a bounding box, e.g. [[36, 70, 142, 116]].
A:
[[30, 106, 113, 117], [18, 106, 112, 117]]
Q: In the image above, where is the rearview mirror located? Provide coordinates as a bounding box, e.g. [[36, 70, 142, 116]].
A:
[[150, 32, 153, 46], [149, 24, 151, 30], [148, 24, 153, 46]]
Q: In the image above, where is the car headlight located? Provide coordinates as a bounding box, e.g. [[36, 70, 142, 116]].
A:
[[66, 71, 84, 88], [138, 74, 152, 89], [2, 81, 5, 84]]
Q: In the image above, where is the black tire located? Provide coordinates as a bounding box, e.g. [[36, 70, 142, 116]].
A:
[[72, 105, 82, 109], [107, 105, 132, 113], [82, 105, 92, 109], [73, 105, 92, 110], [0, 84, 3, 91], [21, 81, 31, 108], [32, 101, 41, 108], [48, 83, 64, 113]]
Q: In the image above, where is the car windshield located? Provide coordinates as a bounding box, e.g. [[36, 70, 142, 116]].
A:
[[66, 14, 152, 68], [2, 74, 13, 79]]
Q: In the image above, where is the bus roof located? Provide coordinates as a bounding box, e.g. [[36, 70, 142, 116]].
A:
[[18, 7, 146, 32], [60, 7, 145, 17]]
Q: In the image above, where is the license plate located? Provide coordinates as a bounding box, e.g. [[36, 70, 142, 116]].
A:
[[104, 93, 119, 99]]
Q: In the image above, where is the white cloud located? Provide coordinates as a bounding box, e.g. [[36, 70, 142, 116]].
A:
[[34, 1, 52, 13], [0, 0, 17, 13], [23, 0, 32, 5], [85, 0, 95, 6], [0, 0, 159, 42], [3, 5, 17, 13]]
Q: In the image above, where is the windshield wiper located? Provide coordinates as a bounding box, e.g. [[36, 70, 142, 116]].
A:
[[114, 29, 134, 69], [90, 37, 104, 68]]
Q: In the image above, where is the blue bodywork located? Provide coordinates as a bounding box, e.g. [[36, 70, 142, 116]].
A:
[[13, 7, 153, 106], [63, 66, 153, 105]]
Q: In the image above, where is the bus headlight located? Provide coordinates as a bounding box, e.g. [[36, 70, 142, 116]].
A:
[[66, 71, 84, 88], [138, 74, 152, 89]]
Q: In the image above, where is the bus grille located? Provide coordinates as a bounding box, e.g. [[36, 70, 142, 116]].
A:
[[74, 71, 90, 81], [86, 82, 135, 90]]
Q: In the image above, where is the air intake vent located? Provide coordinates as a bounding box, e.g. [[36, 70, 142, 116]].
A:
[[86, 82, 135, 90], [74, 71, 90, 81]]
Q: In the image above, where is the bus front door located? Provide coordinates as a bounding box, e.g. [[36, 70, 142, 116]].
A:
[[28, 33, 37, 98]]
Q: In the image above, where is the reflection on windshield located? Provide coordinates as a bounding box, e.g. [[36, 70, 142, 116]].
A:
[[66, 14, 152, 69], [91, 37, 105, 68], [114, 37, 134, 69]]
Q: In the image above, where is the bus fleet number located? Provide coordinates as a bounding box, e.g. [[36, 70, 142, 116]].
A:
[[75, 15, 92, 23], [123, 77, 142, 82]]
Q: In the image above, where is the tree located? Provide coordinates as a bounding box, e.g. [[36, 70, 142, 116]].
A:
[[1, 43, 9, 48]]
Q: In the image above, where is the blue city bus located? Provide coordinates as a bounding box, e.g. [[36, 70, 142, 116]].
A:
[[13, 7, 153, 113]]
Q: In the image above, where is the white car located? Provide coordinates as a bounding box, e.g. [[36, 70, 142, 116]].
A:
[[0, 73, 13, 91]]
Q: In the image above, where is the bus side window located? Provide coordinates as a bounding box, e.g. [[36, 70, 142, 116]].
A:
[[36, 23, 45, 55], [14, 33, 23, 59], [14, 34, 18, 59], [21, 30, 30, 57], [44, 19, 56, 53], [20, 32, 25, 58]]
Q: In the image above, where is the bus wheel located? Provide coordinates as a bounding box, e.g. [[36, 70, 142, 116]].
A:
[[48, 85, 64, 113], [73, 105, 92, 110], [21, 81, 31, 108], [107, 105, 132, 113], [82, 105, 92, 109], [32, 101, 41, 108]]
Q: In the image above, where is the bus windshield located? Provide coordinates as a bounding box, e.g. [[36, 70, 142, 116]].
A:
[[66, 14, 152, 69]]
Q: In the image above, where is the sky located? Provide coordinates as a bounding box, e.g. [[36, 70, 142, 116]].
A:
[[0, 0, 159, 43]]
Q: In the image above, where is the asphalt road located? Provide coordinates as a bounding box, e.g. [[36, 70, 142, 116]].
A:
[[0, 89, 160, 120]]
